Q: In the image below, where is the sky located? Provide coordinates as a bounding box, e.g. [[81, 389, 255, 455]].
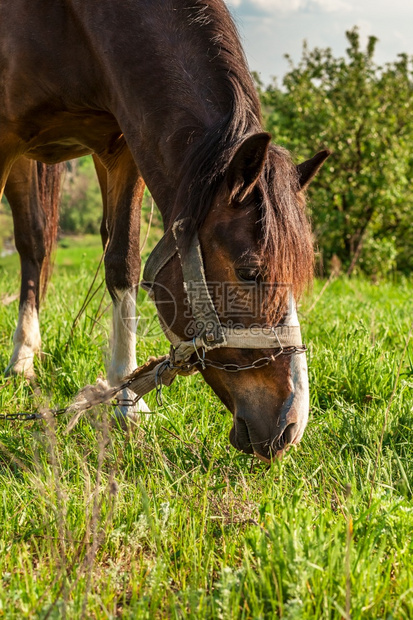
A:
[[225, 0, 413, 85]]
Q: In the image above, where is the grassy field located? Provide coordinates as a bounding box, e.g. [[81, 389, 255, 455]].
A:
[[1, 236, 413, 618]]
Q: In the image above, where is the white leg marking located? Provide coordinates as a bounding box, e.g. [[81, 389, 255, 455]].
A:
[[109, 288, 150, 418], [6, 302, 41, 378]]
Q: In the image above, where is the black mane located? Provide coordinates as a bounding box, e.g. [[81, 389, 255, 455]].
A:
[[171, 0, 262, 229], [171, 0, 313, 311]]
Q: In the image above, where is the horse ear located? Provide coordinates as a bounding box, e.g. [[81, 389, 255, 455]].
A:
[[296, 149, 331, 190], [226, 132, 271, 202]]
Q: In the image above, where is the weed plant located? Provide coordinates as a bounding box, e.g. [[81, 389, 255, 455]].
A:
[[0, 239, 413, 618]]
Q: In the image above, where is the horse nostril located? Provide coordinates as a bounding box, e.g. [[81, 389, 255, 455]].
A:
[[231, 417, 254, 455], [277, 422, 297, 451]]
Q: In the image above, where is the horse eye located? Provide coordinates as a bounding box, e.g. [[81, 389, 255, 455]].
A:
[[237, 267, 261, 282]]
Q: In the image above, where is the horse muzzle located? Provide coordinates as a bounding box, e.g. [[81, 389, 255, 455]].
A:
[[229, 406, 308, 461], [229, 353, 310, 462]]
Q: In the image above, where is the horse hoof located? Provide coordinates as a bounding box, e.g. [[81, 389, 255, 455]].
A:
[[136, 398, 150, 413], [111, 388, 151, 430], [5, 359, 36, 380]]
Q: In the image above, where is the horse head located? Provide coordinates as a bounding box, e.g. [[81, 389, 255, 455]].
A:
[[143, 133, 329, 462]]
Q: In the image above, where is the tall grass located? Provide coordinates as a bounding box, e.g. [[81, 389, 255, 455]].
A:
[[1, 240, 413, 618]]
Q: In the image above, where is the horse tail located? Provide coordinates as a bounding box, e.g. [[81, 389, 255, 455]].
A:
[[37, 162, 65, 299]]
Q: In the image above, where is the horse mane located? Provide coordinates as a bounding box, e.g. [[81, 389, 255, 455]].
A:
[[171, 0, 313, 319], [259, 145, 313, 320]]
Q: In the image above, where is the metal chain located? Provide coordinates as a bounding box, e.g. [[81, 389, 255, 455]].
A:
[[0, 408, 69, 422], [153, 344, 307, 404], [0, 374, 140, 422], [1, 346, 307, 421], [170, 344, 307, 374], [200, 346, 307, 372]]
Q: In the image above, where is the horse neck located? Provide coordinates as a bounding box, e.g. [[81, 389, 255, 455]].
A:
[[68, 0, 260, 224]]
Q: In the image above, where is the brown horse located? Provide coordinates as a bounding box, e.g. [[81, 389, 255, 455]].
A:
[[0, 0, 328, 461]]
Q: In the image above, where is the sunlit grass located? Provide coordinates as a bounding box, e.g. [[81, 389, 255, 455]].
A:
[[1, 238, 413, 618]]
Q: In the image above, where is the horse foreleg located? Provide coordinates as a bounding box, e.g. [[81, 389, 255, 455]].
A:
[[4, 158, 45, 378], [110, 287, 151, 417], [94, 147, 149, 418]]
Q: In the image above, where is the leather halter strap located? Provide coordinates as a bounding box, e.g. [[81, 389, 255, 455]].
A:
[[141, 218, 303, 359]]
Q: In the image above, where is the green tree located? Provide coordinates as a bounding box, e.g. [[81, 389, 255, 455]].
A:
[[260, 28, 413, 276]]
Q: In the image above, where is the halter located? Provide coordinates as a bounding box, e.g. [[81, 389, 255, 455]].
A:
[[16, 217, 308, 421], [141, 218, 306, 372]]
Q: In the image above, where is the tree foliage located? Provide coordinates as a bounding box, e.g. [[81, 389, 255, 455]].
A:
[[59, 156, 157, 239], [259, 28, 413, 276], [60, 157, 102, 235]]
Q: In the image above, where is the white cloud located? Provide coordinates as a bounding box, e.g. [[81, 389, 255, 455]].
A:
[[310, 0, 351, 11], [228, 0, 352, 14], [226, 0, 413, 84]]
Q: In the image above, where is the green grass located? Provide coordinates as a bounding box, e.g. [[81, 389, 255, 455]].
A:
[[1, 237, 413, 618]]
